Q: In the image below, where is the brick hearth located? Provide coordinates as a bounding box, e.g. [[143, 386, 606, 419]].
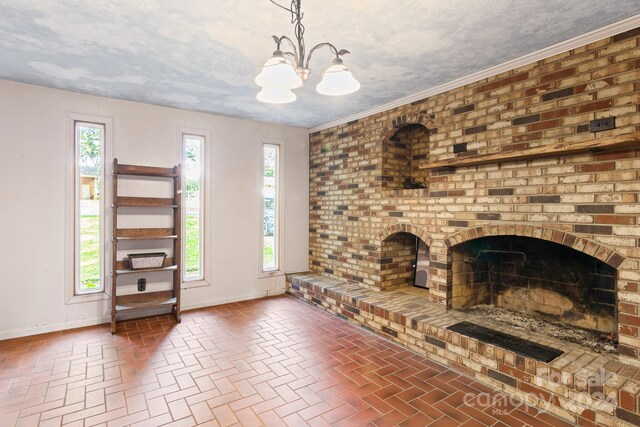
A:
[[287, 274, 640, 426]]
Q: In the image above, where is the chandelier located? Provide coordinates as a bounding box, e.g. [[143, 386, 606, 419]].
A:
[[255, 0, 360, 103]]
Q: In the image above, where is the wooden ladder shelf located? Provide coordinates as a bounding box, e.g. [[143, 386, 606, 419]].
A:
[[110, 158, 182, 333]]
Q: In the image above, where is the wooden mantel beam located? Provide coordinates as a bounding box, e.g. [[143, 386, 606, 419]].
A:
[[419, 131, 640, 170]]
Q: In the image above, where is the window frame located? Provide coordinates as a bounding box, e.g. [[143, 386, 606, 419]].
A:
[[260, 140, 284, 276], [65, 113, 112, 304], [179, 128, 211, 289]]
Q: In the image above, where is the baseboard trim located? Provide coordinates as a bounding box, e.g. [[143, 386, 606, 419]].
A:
[[0, 315, 111, 341], [0, 289, 287, 341], [181, 288, 286, 311]]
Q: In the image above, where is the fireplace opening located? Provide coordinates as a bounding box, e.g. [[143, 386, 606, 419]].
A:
[[381, 232, 430, 289], [382, 124, 430, 190], [451, 236, 616, 334]]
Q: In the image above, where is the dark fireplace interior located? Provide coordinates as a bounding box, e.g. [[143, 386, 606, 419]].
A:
[[451, 236, 616, 333]]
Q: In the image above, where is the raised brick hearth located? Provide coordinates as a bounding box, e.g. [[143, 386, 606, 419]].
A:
[[287, 274, 640, 426], [305, 27, 640, 427]]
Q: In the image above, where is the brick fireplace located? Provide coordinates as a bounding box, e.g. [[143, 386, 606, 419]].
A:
[[295, 27, 640, 426], [308, 27, 640, 362]]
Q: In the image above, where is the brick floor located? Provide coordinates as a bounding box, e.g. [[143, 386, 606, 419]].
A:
[[0, 295, 578, 426]]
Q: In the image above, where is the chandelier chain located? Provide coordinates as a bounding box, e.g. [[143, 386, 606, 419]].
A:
[[291, 0, 306, 67]]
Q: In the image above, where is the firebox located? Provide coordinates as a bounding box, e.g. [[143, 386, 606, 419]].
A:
[[451, 236, 616, 333]]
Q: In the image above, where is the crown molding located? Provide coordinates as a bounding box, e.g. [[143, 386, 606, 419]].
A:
[[308, 14, 640, 133]]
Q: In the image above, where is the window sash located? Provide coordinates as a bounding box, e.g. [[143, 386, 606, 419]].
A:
[[183, 134, 205, 282], [75, 121, 105, 294], [262, 143, 279, 272]]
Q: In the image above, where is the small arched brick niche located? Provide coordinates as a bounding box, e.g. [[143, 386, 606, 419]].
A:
[[450, 235, 619, 333], [380, 114, 431, 190], [379, 224, 432, 290]]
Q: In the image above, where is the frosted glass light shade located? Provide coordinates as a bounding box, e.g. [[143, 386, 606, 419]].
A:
[[255, 52, 302, 90], [256, 87, 297, 104], [316, 59, 360, 96]]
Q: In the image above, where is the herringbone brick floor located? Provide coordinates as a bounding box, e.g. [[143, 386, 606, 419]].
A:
[[0, 295, 576, 426]]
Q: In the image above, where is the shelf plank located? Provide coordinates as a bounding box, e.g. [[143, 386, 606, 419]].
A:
[[115, 291, 176, 310], [116, 265, 177, 275], [117, 197, 177, 208], [116, 163, 177, 178], [419, 131, 640, 170], [117, 228, 177, 240], [116, 257, 174, 271]]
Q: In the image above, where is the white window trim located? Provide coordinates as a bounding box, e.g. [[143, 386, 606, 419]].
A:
[[65, 113, 112, 304], [178, 127, 212, 289], [259, 138, 285, 278]]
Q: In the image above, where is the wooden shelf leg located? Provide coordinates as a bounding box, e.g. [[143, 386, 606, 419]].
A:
[[111, 320, 116, 334], [173, 305, 181, 323]]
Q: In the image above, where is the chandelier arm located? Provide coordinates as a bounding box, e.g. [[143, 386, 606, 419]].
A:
[[268, 0, 294, 14], [305, 42, 339, 68], [281, 51, 298, 66], [277, 35, 300, 66]]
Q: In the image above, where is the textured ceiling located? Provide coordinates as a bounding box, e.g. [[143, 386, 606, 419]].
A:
[[1, 1, 639, 128]]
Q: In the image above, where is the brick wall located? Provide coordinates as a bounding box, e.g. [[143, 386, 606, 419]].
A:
[[308, 28, 640, 363]]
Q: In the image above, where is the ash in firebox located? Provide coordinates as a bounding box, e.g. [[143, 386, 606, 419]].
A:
[[461, 305, 617, 355]]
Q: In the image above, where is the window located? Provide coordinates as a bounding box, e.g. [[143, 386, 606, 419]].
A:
[[75, 121, 105, 294], [262, 143, 280, 271], [183, 134, 205, 281]]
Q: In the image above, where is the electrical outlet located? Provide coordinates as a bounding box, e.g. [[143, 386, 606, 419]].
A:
[[137, 278, 146, 292], [589, 117, 615, 133], [453, 142, 467, 153]]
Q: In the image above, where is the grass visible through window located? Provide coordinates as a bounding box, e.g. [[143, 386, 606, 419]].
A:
[[80, 215, 99, 290], [81, 214, 203, 287], [263, 243, 274, 267], [185, 214, 200, 276], [82, 213, 273, 285]]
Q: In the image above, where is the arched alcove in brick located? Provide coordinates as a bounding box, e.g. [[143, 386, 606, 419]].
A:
[[444, 224, 625, 333], [378, 223, 432, 290], [379, 113, 434, 143], [379, 113, 434, 190], [379, 223, 433, 247]]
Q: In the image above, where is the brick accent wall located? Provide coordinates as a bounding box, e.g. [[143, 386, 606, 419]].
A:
[[308, 28, 640, 363]]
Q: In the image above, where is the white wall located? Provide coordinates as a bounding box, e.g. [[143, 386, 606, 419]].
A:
[[0, 79, 309, 339]]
